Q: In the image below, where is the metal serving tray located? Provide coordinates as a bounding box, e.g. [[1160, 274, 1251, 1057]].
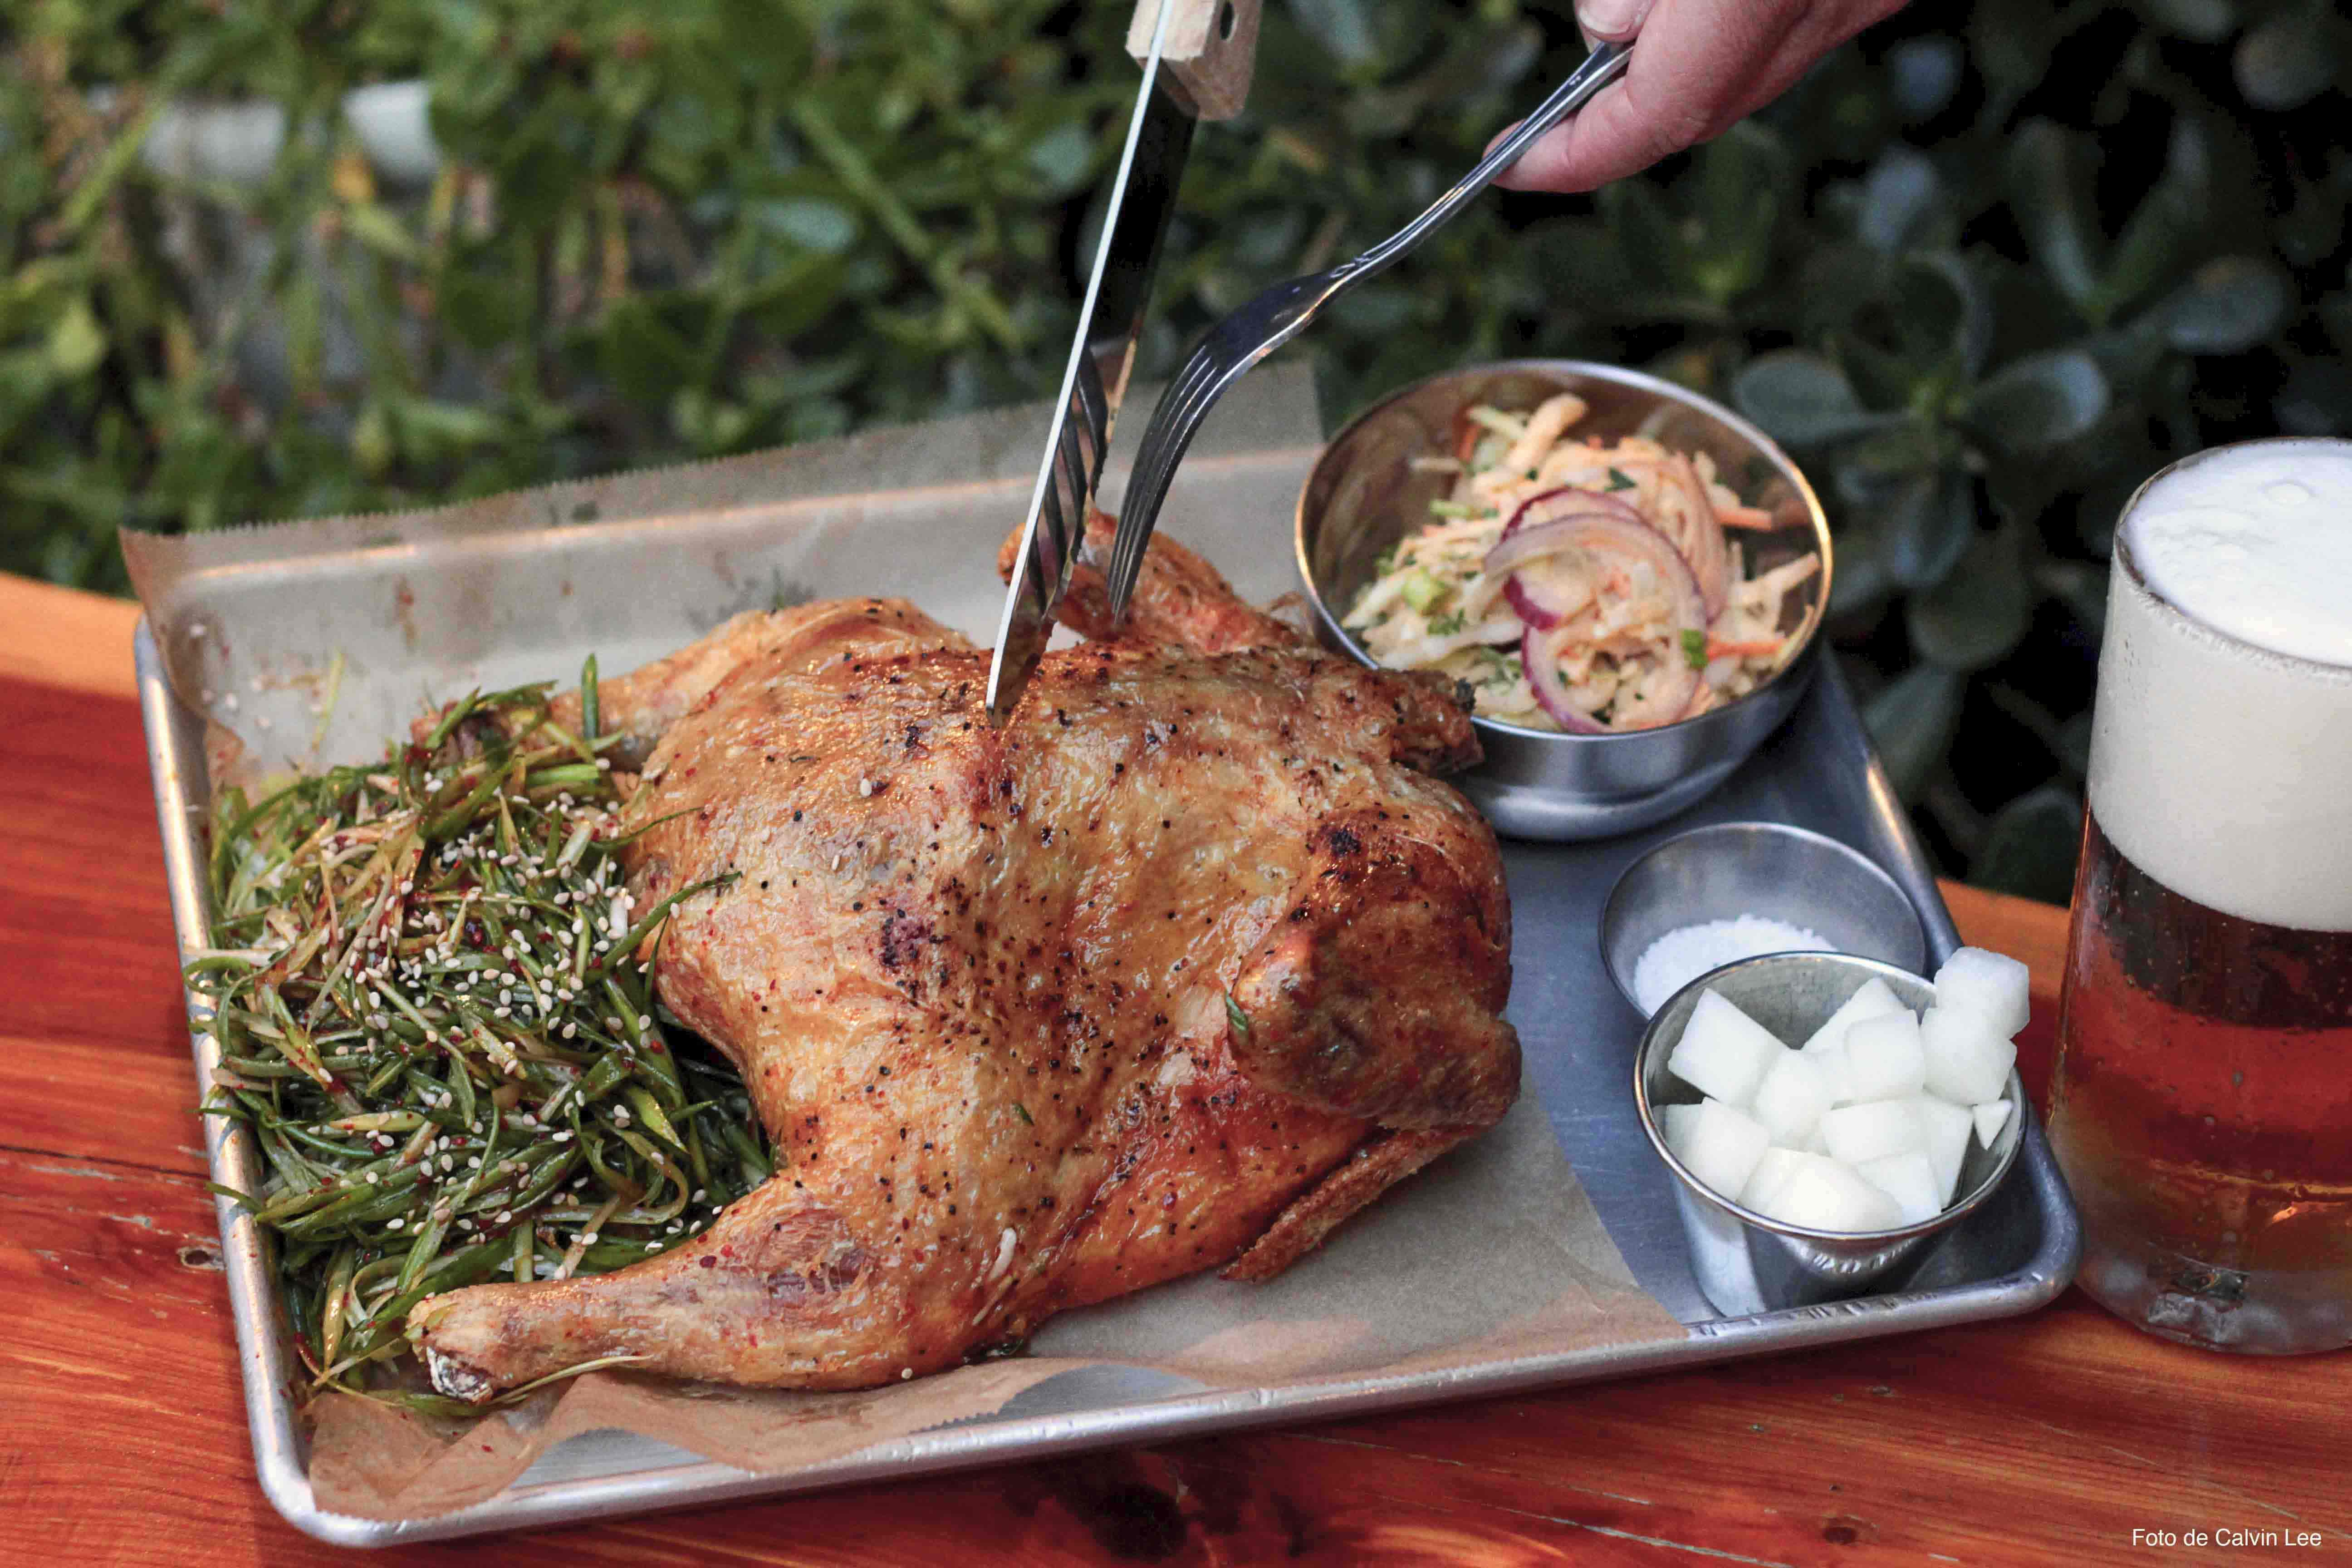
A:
[[133, 390, 2077, 1546]]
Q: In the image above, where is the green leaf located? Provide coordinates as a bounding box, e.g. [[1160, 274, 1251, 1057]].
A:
[[2087, 119, 2207, 325], [2140, 0, 2238, 42], [2235, 6, 2342, 110], [1730, 352, 1895, 446], [1294, 0, 1381, 70], [1885, 37, 1964, 120], [1861, 662, 1964, 801], [345, 203, 422, 263], [1023, 122, 1096, 199], [1970, 785, 2084, 905], [2156, 256, 2292, 355], [2004, 120, 2102, 313], [1965, 349, 2110, 454], [1856, 147, 1943, 254], [1690, 123, 1786, 306], [1884, 468, 1976, 590], [1907, 523, 2032, 671], [753, 198, 859, 255], [44, 298, 107, 378]]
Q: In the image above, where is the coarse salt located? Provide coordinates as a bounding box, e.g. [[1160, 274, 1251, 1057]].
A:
[[1631, 916, 1833, 1016]]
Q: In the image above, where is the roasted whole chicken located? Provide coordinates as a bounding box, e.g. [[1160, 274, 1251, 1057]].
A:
[[412, 524, 1519, 1397]]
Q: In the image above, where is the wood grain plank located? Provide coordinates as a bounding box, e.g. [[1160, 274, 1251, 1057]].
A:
[[5, 1142, 2341, 1567], [0, 573, 139, 700], [10, 598, 2351, 1568]]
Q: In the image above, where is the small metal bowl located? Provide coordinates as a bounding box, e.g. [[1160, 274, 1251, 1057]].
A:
[[1600, 822, 1928, 1016], [1634, 952, 2027, 1312], [1295, 359, 1832, 841]]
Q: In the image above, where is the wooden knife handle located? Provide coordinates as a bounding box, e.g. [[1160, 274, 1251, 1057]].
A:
[[1126, 0, 1260, 121]]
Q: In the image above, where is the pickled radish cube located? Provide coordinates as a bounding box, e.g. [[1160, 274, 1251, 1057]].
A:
[[1844, 1010, 1927, 1102], [1664, 1097, 1771, 1200], [1757, 1156, 1903, 1233], [1740, 1147, 1815, 1211], [1906, 1093, 1974, 1203], [1798, 1123, 1833, 1156], [1799, 976, 1908, 1056], [1920, 1005, 2018, 1106], [1973, 1098, 2014, 1148], [1932, 947, 2031, 1038], [1667, 990, 1786, 1108], [1819, 1099, 1921, 1165], [1657, 1101, 1700, 1150], [1805, 1038, 1858, 1107], [1749, 1050, 1835, 1147], [1856, 1151, 1944, 1225]]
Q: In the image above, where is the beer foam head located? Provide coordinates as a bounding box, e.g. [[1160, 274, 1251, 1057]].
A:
[[2092, 440, 2352, 931], [2125, 439, 2352, 667]]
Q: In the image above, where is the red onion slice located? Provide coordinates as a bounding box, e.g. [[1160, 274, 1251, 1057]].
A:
[[1502, 550, 1597, 630], [1521, 624, 1610, 733], [1521, 622, 1702, 733], [1484, 506, 1706, 634], [1490, 486, 1711, 733], [1498, 486, 1647, 541]]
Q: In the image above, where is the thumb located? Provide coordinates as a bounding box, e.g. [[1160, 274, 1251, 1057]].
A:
[[1574, 0, 1656, 42]]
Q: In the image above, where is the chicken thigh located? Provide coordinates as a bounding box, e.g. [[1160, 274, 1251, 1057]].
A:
[[412, 528, 1519, 1397]]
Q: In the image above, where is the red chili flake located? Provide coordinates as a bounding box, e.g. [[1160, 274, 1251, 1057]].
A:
[[698, 1256, 716, 1269]]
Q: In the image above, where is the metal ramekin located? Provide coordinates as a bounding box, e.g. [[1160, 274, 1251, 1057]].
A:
[[1633, 951, 2027, 1310], [1599, 821, 1928, 1016], [1294, 360, 1833, 841]]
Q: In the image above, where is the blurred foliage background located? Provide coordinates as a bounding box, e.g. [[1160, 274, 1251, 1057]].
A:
[[5, 0, 2348, 896]]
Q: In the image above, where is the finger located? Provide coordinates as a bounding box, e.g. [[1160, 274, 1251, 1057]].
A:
[[1573, 0, 1656, 43], [1492, 0, 1831, 193]]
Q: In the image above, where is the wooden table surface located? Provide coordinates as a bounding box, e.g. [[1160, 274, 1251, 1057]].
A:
[[2, 575, 2343, 1566]]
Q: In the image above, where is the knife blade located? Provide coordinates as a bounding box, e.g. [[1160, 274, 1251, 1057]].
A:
[[984, 0, 1257, 725]]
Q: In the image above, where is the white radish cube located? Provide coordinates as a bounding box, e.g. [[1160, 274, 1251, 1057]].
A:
[[1798, 1123, 1833, 1155], [1657, 1101, 1700, 1151], [1740, 1147, 1815, 1211], [1749, 1050, 1835, 1147], [1757, 1157, 1903, 1233], [1932, 947, 2031, 1038], [1920, 1005, 2019, 1106], [1906, 1093, 1974, 1203], [1973, 1098, 2014, 1148], [1799, 976, 1908, 1056], [1805, 1038, 1859, 1107], [1664, 1097, 1770, 1200], [1844, 1010, 1927, 1102], [1819, 1099, 1922, 1165], [1856, 1151, 1944, 1225], [1667, 990, 1786, 1108]]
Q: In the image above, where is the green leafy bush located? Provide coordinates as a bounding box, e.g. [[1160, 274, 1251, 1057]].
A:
[[6, 0, 2346, 898]]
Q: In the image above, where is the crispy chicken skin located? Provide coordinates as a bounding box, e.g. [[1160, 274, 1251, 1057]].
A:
[[410, 529, 1519, 1398]]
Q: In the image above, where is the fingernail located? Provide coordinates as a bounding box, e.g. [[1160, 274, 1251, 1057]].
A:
[[1574, 0, 1647, 39]]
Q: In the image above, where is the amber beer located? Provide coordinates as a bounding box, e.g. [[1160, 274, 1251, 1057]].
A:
[[2050, 439, 2352, 1353]]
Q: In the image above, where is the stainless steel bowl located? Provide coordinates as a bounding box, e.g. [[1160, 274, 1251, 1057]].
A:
[[1294, 360, 1833, 841], [1600, 821, 1927, 1015], [1633, 952, 2027, 1310]]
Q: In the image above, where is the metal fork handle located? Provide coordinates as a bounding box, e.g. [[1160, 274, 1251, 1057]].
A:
[[1362, 40, 1630, 279], [1106, 40, 1630, 615]]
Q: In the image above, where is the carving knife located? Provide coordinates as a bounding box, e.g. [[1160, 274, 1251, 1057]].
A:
[[984, 0, 1259, 724]]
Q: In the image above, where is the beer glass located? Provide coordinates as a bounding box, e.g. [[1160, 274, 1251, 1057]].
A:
[[2050, 438, 2352, 1353]]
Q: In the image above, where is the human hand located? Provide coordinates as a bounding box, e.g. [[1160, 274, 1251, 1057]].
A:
[[1494, 0, 1910, 193]]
